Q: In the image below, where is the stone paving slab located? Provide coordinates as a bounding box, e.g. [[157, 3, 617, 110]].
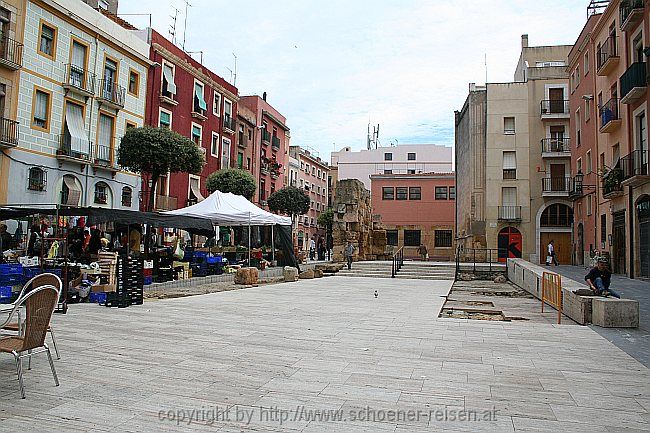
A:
[[0, 276, 648, 432]]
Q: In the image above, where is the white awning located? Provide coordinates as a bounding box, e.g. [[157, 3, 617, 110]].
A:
[[190, 181, 205, 202], [194, 83, 207, 111], [503, 152, 517, 170], [63, 175, 81, 206], [163, 64, 176, 95], [65, 103, 89, 154]]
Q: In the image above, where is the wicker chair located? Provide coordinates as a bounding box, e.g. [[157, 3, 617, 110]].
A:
[[1, 273, 61, 360], [0, 285, 60, 398]]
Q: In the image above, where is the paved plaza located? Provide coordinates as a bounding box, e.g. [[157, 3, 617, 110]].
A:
[[0, 275, 649, 432]]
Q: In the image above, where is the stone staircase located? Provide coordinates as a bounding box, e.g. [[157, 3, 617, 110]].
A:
[[336, 261, 456, 280]]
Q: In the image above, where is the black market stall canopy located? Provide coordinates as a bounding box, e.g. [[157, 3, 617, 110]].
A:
[[0, 206, 215, 236]]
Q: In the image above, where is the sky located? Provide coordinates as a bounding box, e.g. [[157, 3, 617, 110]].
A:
[[119, 0, 589, 161]]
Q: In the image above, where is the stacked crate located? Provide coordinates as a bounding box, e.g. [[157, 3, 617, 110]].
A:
[[105, 256, 144, 308], [143, 260, 153, 286], [97, 252, 118, 287], [0, 264, 23, 303]]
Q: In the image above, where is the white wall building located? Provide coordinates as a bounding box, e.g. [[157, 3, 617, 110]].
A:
[[331, 144, 453, 190], [6, 0, 150, 209]]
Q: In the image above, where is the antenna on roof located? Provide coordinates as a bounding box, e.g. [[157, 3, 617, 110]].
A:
[[587, 0, 609, 17], [181, 0, 192, 51], [232, 52, 237, 86], [169, 6, 180, 44]]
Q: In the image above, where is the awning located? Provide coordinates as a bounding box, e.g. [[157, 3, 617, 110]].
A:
[[63, 176, 81, 206], [163, 64, 176, 94], [194, 83, 207, 111], [190, 182, 205, 202], [66, 103, 89, 154]]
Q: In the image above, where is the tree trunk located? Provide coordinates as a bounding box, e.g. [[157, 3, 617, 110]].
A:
[[145, 172, 159, 258]]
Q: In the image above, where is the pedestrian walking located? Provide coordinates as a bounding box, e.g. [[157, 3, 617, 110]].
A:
[[546, 240, 559, 266], [344, 241, 355, 270]]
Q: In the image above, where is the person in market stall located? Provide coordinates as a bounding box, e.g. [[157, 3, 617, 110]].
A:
[[0, 223, 13, 252], [26, 224, 42, 257]]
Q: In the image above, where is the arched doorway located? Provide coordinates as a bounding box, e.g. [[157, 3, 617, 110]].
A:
[[576, 223, 584, 266], [539, 203, 573, 265], [498, 227, 522, 263], [638, 196, 650, 278]]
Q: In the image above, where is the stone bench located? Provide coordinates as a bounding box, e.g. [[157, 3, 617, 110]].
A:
[[592, 298, 639, 328], [507, 258, 639, 328]]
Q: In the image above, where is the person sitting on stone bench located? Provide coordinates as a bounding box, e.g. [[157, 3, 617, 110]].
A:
[[585, 258, 620, 299]]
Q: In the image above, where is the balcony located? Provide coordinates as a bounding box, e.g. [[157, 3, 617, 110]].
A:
[[0, 36, 23, 70], [621, 149, 649, 186], [603, 169, 624, 198], [260, 165, 269, 176], [62, 64, 95, 98], [599, 98, 622, 133], [498, 206, 521, 221], [502, 168, 517, 180], [541, 138, 571, 156], [155, 194, 177, 211], [597, 34, 619, 76], [272, 136, 280, 149], [0, 117, 19, 148], [569, 180, 584, 200], [96, 79, 125, 110], [541, 177, 573, 196], [620, 62, 648, 104], [222, 114, 235, 133], [540, 99, 569, 119], [261, 129, 270, 143], [56, 135, 90, 167], [92, 144, 119, 173], [620, 0, 645, 32]]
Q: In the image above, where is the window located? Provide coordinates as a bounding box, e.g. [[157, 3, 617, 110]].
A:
[[584, 51, 589, 75], [600, 214, 607, 245], [577, 158, 582, 175], [503, 151, 516, 179], [435, 186, 448, 200], [502, 187, 517, 207], [260, 179, 266, 200], [409, 187, 421, 200], [407, 152, 416, 161], [404, 230, 421, 247], [541, 204, 573, 227], [585, 98, 591, 122], [384, 169, 393, 174], [121, 187, 132, 207], [159, 109, 171, 129], [382, 187, 394, 200], [386, 230, 398, 246], [128, 69, 139, 97], [237, 152, 244, 169], [191, 124, 202, 145], [161, 62, 176, 98], [576, 109, 581, 147], [27, 167, 46, 191], [94, 182, 109, 204], [224, 99, 233, 123], [126, 121, 136, 130], [31, 88, 52, 131], [587, 195, 592, 216], [213, 92, 221, 116], [384, 152, 393, 161], [221, 137, 231, 169], [586, 150, 592, 174], [61, 175, 81, 206], [435, 230, 453, 248], [211, 133, 219, 157], [38, 20, 57, 60], [98, 0, 109, 9], [193, 81, 207, 114], [407, 169, 416, 174], [69, 40, 88, 86], [97, 113, 115, 162], [504, 117, 515, 134], [449, 186, 456, 200], [396, 187, 408, 200]]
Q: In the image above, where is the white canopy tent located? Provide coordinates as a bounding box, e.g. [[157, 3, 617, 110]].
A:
[[165, 190, 292, 264]]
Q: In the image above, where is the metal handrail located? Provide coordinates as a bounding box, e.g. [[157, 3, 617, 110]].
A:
[[391, 246, 404, 278], [597, 34, 618, 71], [0, 36, 23, 67], [455, 247, 506, 278]]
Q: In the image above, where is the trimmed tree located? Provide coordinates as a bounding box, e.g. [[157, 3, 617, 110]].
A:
[[267, 186, 310, 224], [317, 207, 334, 228], [206, 168, 256, 200], [118, 126, 205, 211]]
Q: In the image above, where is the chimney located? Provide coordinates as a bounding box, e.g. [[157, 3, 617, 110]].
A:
[[521, 34, 529, 48], [262, 91, 267, 101]]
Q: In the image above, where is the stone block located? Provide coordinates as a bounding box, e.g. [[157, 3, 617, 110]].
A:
[[234, 267, 258, 285], [561, 288, 593, 325], [314, 269, 324, 278], [299, 269, 315, 279], [592, 298, 639, 328], [283, 266, 299, 282]]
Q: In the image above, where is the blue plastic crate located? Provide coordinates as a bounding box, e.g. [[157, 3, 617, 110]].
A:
[[43, 269, 62, 277], [89, 292, 107, 304], [0, 263, 22, 274], [23, 266, 41, 279], [0, 274, 22, 286], [0, 285, 12, 303], [143, 276, 153, 286], [206, 255, 224, 264], [194, 251, 209, 259]]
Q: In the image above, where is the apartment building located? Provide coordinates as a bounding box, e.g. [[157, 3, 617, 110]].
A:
[[0, 0, 25, 204], [142, 29, 238, 211], [239, 93, 289, 209], [289, 145, 329, 251], [371, 172, 455, 260], [330, 144, 453, 190], [456, 35, 573, 264], [5, 0, 150, 209], [569, 0, 650, 278], [235, 102, 256, 174]]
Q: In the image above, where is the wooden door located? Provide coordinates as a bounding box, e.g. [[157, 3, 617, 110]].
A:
[[550, 164, 566, 191], [540, 232, 571, 265], [498, 227, 522, 263], [612, 211, 626, 274], [549, 88, 565, 113]]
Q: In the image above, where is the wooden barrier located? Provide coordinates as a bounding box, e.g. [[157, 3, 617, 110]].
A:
[[542, 272, 563, 324]]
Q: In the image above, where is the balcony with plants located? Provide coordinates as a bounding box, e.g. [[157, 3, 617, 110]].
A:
[[602, 167, 624, 198], [599, 98, 621, 133]]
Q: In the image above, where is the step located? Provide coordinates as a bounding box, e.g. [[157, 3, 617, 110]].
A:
[[334, 273, 454, 280]]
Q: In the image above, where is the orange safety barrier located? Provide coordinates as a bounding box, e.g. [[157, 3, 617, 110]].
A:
[[542, 272, 563, 324]]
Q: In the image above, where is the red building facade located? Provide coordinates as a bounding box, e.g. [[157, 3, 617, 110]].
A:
[[142, 29, 238, 211], [238, 95, 289, 208]]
